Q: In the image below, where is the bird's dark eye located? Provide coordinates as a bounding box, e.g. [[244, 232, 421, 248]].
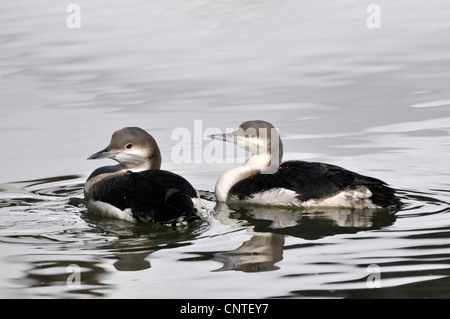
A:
[[126, 143, 133, 149]]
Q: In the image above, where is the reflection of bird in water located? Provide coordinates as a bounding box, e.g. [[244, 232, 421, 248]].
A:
[[213, 232, 285, 272], [224, 202, 396, 240], [211, 201, 396, 272], [81, 214, 209, 272], [113, 250, 152, 272], [213, 202, 284, 272]]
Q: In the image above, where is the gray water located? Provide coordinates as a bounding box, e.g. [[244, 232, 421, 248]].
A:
[[1, 0, 450, 298]]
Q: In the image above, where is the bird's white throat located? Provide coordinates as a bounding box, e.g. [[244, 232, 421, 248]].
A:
[[215, 154, 273, 202]]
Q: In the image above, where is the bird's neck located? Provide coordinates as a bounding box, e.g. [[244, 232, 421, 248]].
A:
[[215, 154, 274, 202], [84, 164, 123, 197], [118, 152, 159, 171], [84, 160, 153, 198], [123, 160, 153, 172]]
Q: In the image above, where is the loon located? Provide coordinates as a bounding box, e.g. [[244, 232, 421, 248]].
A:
[[84, 127, 201, 224], [209, 120, 402, 209]]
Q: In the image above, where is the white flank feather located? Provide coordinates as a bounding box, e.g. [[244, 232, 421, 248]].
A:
[[87, 199, 137, 222]]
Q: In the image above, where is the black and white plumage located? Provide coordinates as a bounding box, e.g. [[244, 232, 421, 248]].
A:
[[209, 120, 402, 209], [84, 127, 200, 224]]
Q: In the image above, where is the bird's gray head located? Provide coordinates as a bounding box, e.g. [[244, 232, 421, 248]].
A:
[[209, 120, 283, 170], [87, 127, 162, 171]]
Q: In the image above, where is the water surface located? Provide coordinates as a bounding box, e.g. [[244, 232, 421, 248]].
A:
[[1, 0, 450, 298]]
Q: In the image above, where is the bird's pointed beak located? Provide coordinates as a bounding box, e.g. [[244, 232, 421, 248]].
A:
[[87, 148, 119, 160], [208, 133, 236, 143]]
